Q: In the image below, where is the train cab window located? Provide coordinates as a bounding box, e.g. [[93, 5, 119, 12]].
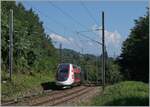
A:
[[57, 64, 70, 81], [59, 69, 68, 74]]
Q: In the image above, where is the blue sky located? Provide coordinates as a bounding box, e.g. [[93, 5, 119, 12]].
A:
[[18, 0, 148, 57]]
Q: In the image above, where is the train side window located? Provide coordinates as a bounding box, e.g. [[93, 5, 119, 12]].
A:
[[73, 65, 76, 69], [73, 65, 76, 72], [74, 73, 80, 79]]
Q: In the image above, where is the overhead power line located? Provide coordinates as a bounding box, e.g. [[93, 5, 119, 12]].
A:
[[44, 24, 81, 50], [80, 1, 98, 25], [76, 32, 102, 45], [24, 2, 100, 52], [23, 3, 82, 50], [48, 1, 87, 30], [48, 1, 99, 37]]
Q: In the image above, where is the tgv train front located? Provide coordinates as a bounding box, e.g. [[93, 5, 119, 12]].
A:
[[56, 63, 74, 87]]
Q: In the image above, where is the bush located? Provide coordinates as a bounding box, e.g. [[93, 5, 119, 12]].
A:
[[91, 81, 149, 106], [106, 59, 123, 84]]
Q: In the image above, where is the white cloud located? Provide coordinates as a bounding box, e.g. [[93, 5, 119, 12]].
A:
[[92, 25, 123, 46], [88, 41, 93, 46], [104, 30, 124, 56], [91, 25, 124, 56], [49, 33, 70, 44], [68, 37, 74, 42], [105, 30, 122, 46]]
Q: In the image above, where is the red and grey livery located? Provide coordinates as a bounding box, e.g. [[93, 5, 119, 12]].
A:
[[56, 63, 82, 88]]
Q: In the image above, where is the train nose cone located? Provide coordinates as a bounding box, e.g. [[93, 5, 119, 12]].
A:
[[56, 82, 61, 86]]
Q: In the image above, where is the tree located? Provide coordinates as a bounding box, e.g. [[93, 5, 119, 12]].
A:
[[118, 8, 149, 83], [1, 1, 57, 74], [106, 59, 123, 84]]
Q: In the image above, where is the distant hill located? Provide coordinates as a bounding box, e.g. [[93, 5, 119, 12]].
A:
[[56, 48, 99, 65]]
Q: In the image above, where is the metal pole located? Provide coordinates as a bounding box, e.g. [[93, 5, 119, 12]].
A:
[[9, 9, 13, 81], [59, 43, 62, 63], [86, 69, 88, 83], [96, 56, 98, 85], [102, 11, 105, 89], [85, 55, 88, 83], [82, 48, 84, 83]]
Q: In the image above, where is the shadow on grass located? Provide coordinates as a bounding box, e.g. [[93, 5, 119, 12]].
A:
[[41, 81, 62, 91], [103, 96, 149, 106]]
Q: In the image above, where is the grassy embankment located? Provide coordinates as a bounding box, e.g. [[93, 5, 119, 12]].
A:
[[1, 71, 54, 101], [90, 81, 149, 106], [79, 81, 149, 106]]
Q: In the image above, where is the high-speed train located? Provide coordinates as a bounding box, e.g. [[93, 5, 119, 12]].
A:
[[55, 63, 83, 88]]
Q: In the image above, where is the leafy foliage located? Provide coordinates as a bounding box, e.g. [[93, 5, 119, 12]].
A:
[[91, 81, 149, 106], [1, 1, 58, 75], [117, 9, 149, 83], [106, 58, 123, 83]]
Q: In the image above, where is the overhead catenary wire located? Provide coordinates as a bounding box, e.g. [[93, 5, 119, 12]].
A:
[[48, 1, 100, 37], [77, 32, 102, 45], [23, 2, 68, 30], [48, 1, 87, 30], [26, 2, 101, 47], [80, 1, 99, 26], [44, 24, 81, 50], [24, 2, 101, 54], [23, 3, 83, 50]]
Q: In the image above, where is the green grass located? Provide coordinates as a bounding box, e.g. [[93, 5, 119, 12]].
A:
[[1, 71, 54, 101], [91, 81, 149, 106]]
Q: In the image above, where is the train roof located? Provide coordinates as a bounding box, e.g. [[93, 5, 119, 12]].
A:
[[59, 63, 80, 68]]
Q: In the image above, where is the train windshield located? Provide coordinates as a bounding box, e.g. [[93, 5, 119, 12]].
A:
[[57, 64, 70, 81]]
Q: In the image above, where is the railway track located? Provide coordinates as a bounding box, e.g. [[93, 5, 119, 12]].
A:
[[1, 99, 18, 106], [32, 86, 94, 106], [52, 86, 95, 106], [1, 85, 95, 106], [1, 89, 59, 106]]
